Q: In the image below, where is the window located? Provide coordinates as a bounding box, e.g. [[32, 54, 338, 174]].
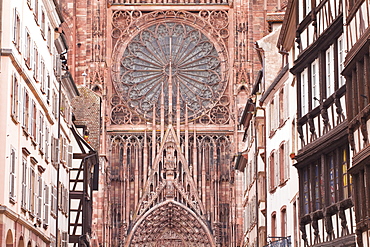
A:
[[40, 58, 45, 93], [52, 90, 58, 118], [11, 74, 20, 122], [29, 165, 36, 214], [328, 154, 338, 204], [43, 184, 49, 226], [46, 73, 51, 103], [279, 142, 289, 185], [313, 162, 322, 210], [21, 156, 27, 210], [38, 112, 44, 153], [33, 0, 39, 23], [311, 60, 320, 108], [300, 68, 309, 116], [61, 137, 67, 163], [13, 9, 21, 51], [279, 88, 284, 125], [326, 45, 335, 97], [67, 145, 73, 168], [47, 26, 52, 51], [33, 44, 39, 81], [269, 151, 275, 191], [300, 144, 351, 215], [22, 89, 29, 131], [37, 175, 43, 220], [30, 100, 37, 140], [271, 212, 277, 237], [45, 125, 49, 161], [25, 31, 31, 68], [281, 207, 287, 237], [41, 10, 45, 38], [9, 147, 16, 202], [342, 147, 352, 199], [338, 36, 345, 87], [51, 184, 57, 217], [61, 231, 68, 247]]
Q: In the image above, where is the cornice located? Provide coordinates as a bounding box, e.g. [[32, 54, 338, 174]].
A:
[[0, 206, 51, 243]]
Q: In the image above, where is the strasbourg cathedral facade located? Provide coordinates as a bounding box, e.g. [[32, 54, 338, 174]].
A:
[[59, 0, 283, 246]]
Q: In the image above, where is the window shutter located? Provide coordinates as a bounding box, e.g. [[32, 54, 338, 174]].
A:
[[274, 149, 279, 188], [44, 184, 49, 225], [68, 144, 73, 168], [285, 140, 290, 180], [37, 175, 43, 219], [21, 158, 27, 209], [284, 83, 289, 120], [9, 148, 16, 200]]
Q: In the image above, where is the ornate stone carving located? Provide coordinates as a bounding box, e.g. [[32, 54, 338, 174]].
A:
[[112, 11, 229, 124]]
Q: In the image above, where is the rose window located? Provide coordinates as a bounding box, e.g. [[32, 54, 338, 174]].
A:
[[112, 21, 227, 123]]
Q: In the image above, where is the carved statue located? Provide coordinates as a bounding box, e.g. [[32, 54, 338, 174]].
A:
[[312, 218, 320, 244], [308, 114, 317, 141], [360, 117, 369, 144], [334, 97, 345, 124], [321, 105, 331, 134], [297, 123, 305, 146], [339, 207, 349, 236], [299, 223, 308, 247], [324, 214, 335, 241], [348, 129, 356, 150]]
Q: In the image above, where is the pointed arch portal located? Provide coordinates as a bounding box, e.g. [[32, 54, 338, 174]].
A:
[[126, 200, 215, 247]]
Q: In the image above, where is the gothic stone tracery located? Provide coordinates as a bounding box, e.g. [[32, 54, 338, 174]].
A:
[[108, 9, 234, 247]]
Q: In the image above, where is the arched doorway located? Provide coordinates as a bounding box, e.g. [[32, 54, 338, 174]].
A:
[[126, 200, 215, 247]]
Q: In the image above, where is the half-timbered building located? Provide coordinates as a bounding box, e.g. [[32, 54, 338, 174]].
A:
[[280, 0, 356, 246], [342, 0, 370, 245]]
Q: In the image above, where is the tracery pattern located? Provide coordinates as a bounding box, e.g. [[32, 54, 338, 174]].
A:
[[112, 10, 229, 123], [110, 95, 142, 125], [114, 22, 225, 122]]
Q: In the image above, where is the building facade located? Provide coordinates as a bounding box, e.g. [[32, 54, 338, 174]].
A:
[[279, 0, 356, 246], [343, 0, 370, 246], [0, 0, 78, 246], [57, 0, 283, 246]]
